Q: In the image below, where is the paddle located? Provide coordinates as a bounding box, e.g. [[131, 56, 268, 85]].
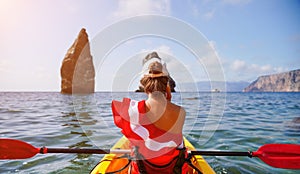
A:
[[0, 139, 128, 159], [191, 144, 300, 169], [1, 139, 299, 169]]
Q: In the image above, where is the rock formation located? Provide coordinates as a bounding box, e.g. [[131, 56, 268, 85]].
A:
[[60, 28, 95, 94], [243, 69, 300, 92], [135, 52, 176, 92]]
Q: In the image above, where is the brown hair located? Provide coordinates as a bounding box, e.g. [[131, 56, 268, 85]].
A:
[[140, 61, 169, 94], [140, 76, 169, 94]]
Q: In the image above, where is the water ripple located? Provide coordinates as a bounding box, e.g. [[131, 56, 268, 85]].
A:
[[0, 92, 299, 173]]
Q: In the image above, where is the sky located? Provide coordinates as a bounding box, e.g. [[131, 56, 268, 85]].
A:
[[0, 0, 299, 91]]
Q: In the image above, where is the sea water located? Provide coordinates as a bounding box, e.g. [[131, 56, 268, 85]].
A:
[[0, 92, 299, 174]]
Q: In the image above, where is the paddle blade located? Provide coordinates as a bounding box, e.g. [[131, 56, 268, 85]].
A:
[[0, 139, 39, 159], [253, 144, 300, 169]]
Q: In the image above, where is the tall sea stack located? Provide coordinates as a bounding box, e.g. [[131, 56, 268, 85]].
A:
[[60, 28, 95, 94]]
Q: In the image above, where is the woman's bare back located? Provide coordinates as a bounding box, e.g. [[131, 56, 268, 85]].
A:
[[145, 100, 186, 134]]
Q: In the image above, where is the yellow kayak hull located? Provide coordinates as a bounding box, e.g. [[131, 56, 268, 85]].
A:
[[91, 136, 215, 174]]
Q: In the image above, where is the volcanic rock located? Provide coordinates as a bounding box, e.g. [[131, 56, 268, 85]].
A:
[[60, 28, 95, 94]]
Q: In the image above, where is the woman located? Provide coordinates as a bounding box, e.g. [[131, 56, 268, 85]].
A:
[[112, 54, 188, 173]]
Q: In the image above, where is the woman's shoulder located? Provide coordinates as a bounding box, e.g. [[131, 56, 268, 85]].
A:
[[168, 102, 186, 113]]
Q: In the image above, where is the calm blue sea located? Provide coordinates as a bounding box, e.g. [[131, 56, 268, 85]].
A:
[[0, 92, 299, 174]]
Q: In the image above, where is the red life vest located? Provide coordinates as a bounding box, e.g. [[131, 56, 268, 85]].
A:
[[112, 98, 188, 173]]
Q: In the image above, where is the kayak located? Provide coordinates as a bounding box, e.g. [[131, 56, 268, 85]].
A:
[[90, 136, 215, 174], [91, 136, 215, 173]]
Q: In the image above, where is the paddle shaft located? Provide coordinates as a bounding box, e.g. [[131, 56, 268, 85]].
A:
[[191, 151, 252, 157], [40, 147, 130, 155], [42, 147, 253, 157]]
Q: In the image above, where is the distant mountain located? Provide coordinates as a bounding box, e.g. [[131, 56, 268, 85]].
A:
[[243, 69, 300, 92], [178, 81, 250, 92]]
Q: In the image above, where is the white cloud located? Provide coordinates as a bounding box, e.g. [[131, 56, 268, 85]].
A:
[[203, 9, 215, 20], [140, 45, 174, 59], [231, 59, 246, 71], [208, 41, 219, 56], [188, 1, 216, 20], [113, 0, 171, 19], [195, 40, 225, 82], [191, 4, 200, 17], [155, 45, 174, 57], [250, 63, 281, 74], [228, 59, 288, 81], [222, 0, 252, 5], [231, 59, 280, 74], [188, 0, 251, 20]]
